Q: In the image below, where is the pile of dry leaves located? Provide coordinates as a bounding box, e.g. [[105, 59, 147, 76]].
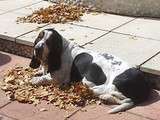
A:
[[0, 66, 98, 109], [17, 3, 87, 24]]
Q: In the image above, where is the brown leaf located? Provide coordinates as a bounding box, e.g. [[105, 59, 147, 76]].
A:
[[17, 3, 88, 24], [0, 66, 98, 110]]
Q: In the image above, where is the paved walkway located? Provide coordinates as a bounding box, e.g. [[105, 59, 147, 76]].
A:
[[0, 0, 160, 75], [0, 52, 160, 120], [0, 0, 160, 120]]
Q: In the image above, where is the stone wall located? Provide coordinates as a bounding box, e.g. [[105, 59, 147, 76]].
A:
[[52, 0, 160, 18], [0, 39, 33, 58]]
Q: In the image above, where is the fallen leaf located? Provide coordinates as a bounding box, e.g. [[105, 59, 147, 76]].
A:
[[39, 108, 47, 112], [17, 3, 88, 24], [0, 66, 98, 110]]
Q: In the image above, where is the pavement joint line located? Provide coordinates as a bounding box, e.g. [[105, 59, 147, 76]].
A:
[[72, 17, 136, 34], [108, 18, 137, 32], [112, 31, 160, 42], [139, 51, 160, 67], [16, 21, 108, 45], [64, 108, 83, 120], [78, 17, 137, 46], [0, 112, 19, 120], [81, 32, 110, 47], [69, 23, 109, 32], [15, 23, 51, 42], [0, 101, 12, 110], [0, 0, 43, 16], [69, 17, 137, 34], [80, 18, 138, 46]]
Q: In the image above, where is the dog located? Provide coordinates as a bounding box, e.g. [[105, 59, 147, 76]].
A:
[[29, 28, 151, 113]]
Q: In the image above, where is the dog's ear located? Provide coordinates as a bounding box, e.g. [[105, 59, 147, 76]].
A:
[[47, 29, 63, 73], [29, 55, 41, 69]]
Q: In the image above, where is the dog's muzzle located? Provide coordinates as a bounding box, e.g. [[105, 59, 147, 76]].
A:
[[29, 42, 44, 69], [29, 55, 41, 69]]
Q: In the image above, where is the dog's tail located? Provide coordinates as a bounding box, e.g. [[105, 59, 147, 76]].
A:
[[108, 101, 134, 114]]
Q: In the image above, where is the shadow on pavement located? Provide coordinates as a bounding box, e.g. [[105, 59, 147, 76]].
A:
[[0, 52, 11, 66], [138, 90, 160, 106]]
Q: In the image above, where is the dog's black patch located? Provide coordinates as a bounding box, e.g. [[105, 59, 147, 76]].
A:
[[70, 53, 92, 82], [45, 29, 63, 72], [29, 55, 41, 69], [71, 53, 106, 85], [86, 63, 107, 85], [111, 61, 122, 66], [113, 68, 151, 103], [102, 53, 114, 60]]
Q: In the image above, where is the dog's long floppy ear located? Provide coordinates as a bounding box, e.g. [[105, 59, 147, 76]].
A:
[[29, 32, 44, 69], [46, 29, 63, 73]]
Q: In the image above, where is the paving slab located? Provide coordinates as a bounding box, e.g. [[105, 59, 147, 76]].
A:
[[0, 101, 42, 119], [70, 104, 149, 120], [0, 51, 30, 109], [0, 89, 10, 109], [0, 101, 79, 120], [71, 13, 135, 31], [16, 23, 107, 46], [13, 0, 54, 15], [0, 10, 5, 14], [114, 18, 160, 40], [128, 90, 160, 120], [0, 51, 30, 77], [141, 53, 160, 75], [0, 0, 42, 12], [0, 114, 15, 120], [84, 32, 160, 66], [0, 12, 46, 41]]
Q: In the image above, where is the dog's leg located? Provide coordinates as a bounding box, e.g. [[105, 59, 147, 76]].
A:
[[89, 85, 107, 95], [99, 91, 134, 114], [82, 77, 95, 88], [31, 73, 52, 85], [111, 91, 126, 100], [34, 65, 48, 76], [99, 94, 121, 104], [108, 98, 134, 114]]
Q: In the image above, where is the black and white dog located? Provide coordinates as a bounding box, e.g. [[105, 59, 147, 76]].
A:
[[29, 28, 151, 113]]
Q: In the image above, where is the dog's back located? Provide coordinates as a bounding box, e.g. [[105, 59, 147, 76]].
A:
[[70, 50, 151, 113], [113, 68, 151, 104]]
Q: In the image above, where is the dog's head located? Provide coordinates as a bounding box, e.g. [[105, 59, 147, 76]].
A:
[[29, 29, 63, 72]]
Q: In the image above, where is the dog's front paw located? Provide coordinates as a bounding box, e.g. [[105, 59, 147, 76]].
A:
[[34, 71, 43, 77], [30, 77, 42, 85]]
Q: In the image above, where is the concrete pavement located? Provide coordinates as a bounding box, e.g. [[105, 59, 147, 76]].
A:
[[0, 51, 160, 120]]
